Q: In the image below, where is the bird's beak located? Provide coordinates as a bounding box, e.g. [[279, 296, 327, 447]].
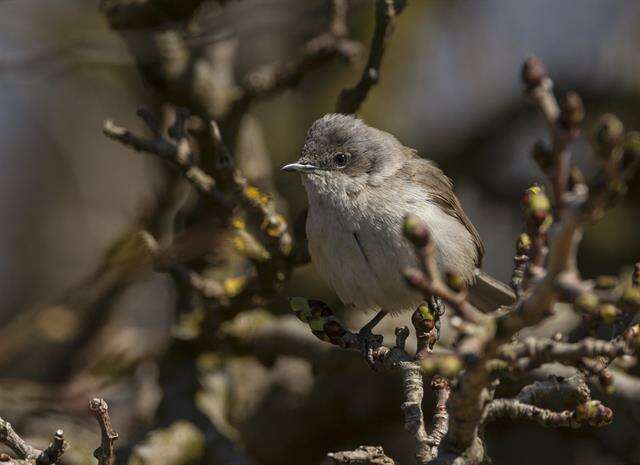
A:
[[281, 162, 319, 173]]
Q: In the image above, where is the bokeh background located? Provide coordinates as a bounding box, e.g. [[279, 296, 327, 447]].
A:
[[0, 1, 639, 465]]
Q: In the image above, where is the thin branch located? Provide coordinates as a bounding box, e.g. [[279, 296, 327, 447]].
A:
[[328, 445, 395, 465], [103, 113, 225, 204], [35, 431, 67, 465], [236, 0, 363, 109], [403, 216, 486, 325], [522, 57, 583, 218], [0, 418, 68, 465], [104, 110, 295, 300], [89, 398, 118, 465], [500, 336, 631, 373], [0, 417, 41, 460], [485, 399, 578, 428], [516, 375, 590, 406], [336, 0, 409, 114], [485, 374, 611, 428]]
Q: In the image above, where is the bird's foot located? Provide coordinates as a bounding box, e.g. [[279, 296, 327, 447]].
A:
[[358, 329, 384, 370], [358, 310, 387, 369]]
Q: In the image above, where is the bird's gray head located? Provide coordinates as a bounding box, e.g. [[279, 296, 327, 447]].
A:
[[282, 114, 404, 196]]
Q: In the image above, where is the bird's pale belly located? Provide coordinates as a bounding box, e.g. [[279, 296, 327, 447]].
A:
[[306, 204, 424, 314]]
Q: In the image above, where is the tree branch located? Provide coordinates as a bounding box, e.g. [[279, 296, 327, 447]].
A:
[[89, 398, 118, 465], [336, 0, 409, 114], [328, 445, 395, 465]]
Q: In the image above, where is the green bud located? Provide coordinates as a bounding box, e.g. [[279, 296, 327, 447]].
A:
[[445, 271, 465, 293], [412, 303, 435, 332], [439, 355, 463, 378], [516, 233, 532, 255], [417, 303, 434, 320], [598, 303, 619, 325], [309, 317, 326, 332], [622, 131, 640, 171], [574, 293, 599, 314], [575, 400, 613, 427], [560, 91, 585, 128], [289, 297, 313, 322], [620, 286, 640, 307], [420, 358, 437, 374], [485, 359, 509, 374], [594, 114, 624, 154], [521, 186, 552, 230], [403, 214, 431, 248]]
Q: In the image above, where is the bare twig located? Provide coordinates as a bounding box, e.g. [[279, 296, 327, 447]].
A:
[[500, 336, 632, 373], [516, 375, 590, 406], [336, 0, 409, 114], [89, 398, 118, 465], [103, 114, 224, 203], [105, 109, 296, 307], [235, 0, 363, 111], [35, 431, 66, 465], [522, 57, 583, 218], [0, 420, 67, 465], [403, 216, 486, 325], [328, 445, 395, 465], [0, 418, 41, 460]]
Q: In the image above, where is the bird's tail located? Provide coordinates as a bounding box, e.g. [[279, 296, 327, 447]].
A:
[[468, 269, 516, 313]]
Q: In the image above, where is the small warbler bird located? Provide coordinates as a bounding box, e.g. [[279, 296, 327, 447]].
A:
[[283, 114, 513, 332]]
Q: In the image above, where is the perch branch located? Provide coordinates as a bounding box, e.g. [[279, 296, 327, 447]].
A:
[[399, 361, 430, 464]]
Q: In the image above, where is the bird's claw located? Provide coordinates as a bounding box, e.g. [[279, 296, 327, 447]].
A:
[[358, 327, 384, 370]]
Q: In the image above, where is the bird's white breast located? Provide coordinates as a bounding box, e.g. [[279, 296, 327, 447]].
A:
[[305, 178, 477, 314]]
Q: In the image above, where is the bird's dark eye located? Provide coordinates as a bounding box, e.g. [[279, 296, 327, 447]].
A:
[[334, 152, 350, 167]]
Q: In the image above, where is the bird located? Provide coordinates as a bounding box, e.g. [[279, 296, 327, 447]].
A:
[[282, 113, 513, 336]]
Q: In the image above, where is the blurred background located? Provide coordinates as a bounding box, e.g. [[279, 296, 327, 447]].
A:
[[0, 1, 639, 465]]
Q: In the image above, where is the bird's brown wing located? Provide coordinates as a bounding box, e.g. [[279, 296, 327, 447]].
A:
[[399, 147, 515, 310], [399, 147, 485, 266]]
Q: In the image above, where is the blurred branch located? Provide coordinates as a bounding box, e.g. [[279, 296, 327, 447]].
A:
[[499, 335, 634, 373], [336, 0, 408, 114], [485, 373, 610, 427], [104, 107, 297, 311], [0, 399, 117, 465], [235, 0, 364, 107], [516, 374, 590, 406], [100, 0, 212, 30], [103, 109, 225, 204]]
